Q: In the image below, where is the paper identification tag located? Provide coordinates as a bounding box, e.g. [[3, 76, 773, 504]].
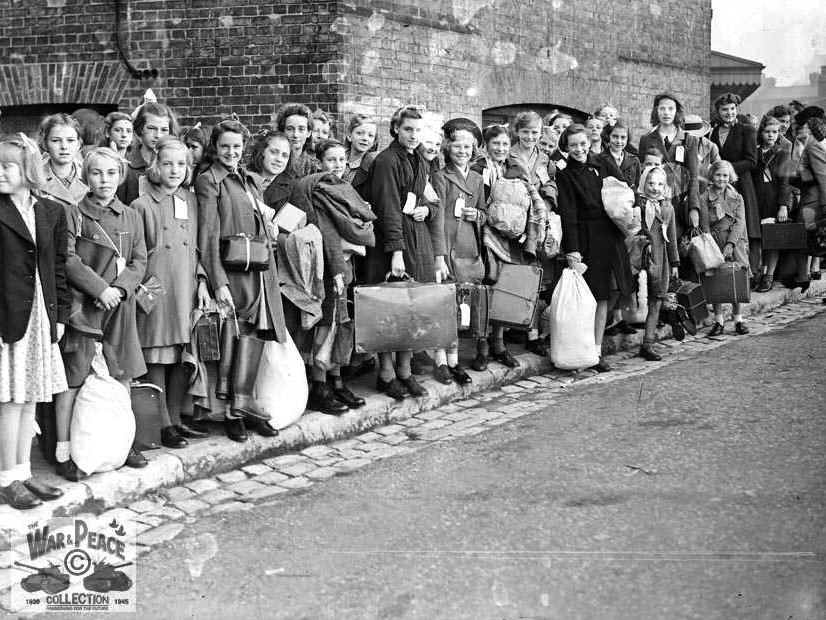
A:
[[482, 167, 491, 185], [115, 256, 126, 276], [459, 303, 470, 329], [173, 196, 188, 220], [454, 195, 465, 218], [763, 168, 773, 183], [556, 159, 567, 171], [402, 192, 417, 215], [675, 146, 685, 163]]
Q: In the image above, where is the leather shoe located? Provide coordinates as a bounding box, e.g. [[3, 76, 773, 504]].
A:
[[448, 364, 472, 385], [639, 344, 662, 361], [56, 458, 88, 482], [491, 349, 520, 368], [526, 338, 548, 357], [756, 274, 773, 293], [307, 382, 349, 415], [471, 353, 488, 371], [433, 364, 454, 384], [410, 351, 436, 375], [23, 478, 64, 501], [224, 418, 248, 442], [674, 305, 697, 336], [340, 356, 376, 380], [330, 383, 366, 409], [734, 321, 750, 335], [593, 356, 612, 373], [175, 422, 208, 439], [707, 322, 724, 337], [161, 426, 188, 449], [377, 377, 406, 400], [0, 481, 42, 510], [247, 418, 279, 437], [398, 376, 428, 398], [125, 447, 148, 468]]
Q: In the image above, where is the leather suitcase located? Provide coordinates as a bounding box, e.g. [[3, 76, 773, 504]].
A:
[[761, 222, 807, 251], [699, 263, 751, 304], [456, 283, 492, 339], [130, 382, 163, 450], [489, 264, 542, 329], [675, 281, 708, 325], [195, 312, 221, 362], [354, 279, 458, 353]]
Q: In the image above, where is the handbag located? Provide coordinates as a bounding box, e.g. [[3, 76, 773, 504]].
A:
[[451, 220, 484, 283], [689, 232, 725, 273], [219, 233, 270, 271], [68, 232, 119, 339], [135, 274, 165, 314]]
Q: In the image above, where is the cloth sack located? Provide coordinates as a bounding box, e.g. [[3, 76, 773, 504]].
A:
[[623, 270, 648, 324], [486, 178, 530, 239], [70, 345, 135, 474], [601, 176, 641, 237], [549, 268, 599, 370], [252, 332, 308, 430], [689, 232, 725, 273]]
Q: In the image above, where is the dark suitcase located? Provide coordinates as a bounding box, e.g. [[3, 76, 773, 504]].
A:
[[675, 280, 708, 325], [489, 264, 542, 329], [761, 222, 807, 251], [699, 263, 751, 304], [354, 279, 458, 353], [195, 311, 222, 362], [456, 283, 492, 338], [130, 382, 163, 450]]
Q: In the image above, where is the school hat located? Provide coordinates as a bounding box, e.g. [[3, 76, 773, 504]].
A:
[[442, 117, 483, 147], [683, 114, 711, 137], [795, 106, 825, 127]]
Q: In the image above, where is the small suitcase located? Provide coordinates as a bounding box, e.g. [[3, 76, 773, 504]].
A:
[[456, 283, 492, 339], [354, 279, 458, 353], [675, 280, 708, 325], [489, 264, 542, 329], [699, 263, 751, 304], [761, 222, 807, 251], [195, 311, 222, 362], [130, 382, 163, 450]]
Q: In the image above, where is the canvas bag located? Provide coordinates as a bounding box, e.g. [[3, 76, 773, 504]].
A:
[[486, 178, 530, 239], [252, 331, 309, 430], [689, 232, 725, 273], [601, 176, 641, 237], [549, 268, 599, 370], [70, 345, 135, 473]]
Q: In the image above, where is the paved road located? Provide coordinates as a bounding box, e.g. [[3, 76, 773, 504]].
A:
[[57, 310, 826, 619]]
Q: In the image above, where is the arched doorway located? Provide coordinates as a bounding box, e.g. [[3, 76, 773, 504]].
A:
[[482, 103, 589, 128]]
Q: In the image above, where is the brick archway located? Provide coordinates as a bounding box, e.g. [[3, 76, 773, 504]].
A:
[[0, 61, 133, 107]]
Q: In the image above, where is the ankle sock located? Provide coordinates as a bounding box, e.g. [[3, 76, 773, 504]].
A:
[[446, 351, 459, 367], [55, 441, 70, 463], [0, 469, 15, 487], [715, 313, 725, 324], [14, 462, 31, 481], [733, 314, 743, 324]]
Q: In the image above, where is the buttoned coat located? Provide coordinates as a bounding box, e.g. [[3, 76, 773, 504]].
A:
[[0, 194, 69, 344], [116, 148, 150, 206], [196, 162, 287, 342], [63, 196, 147, 384], [40, 160, 88, 207], [132, 184, 202, 348], [751, 144, 793, 220], [597, 150, 642, 189], [710, 122, 759, 238], [797, 138, 826, 226], [431, 162, 486, 282], [556, 155, 633, 301]]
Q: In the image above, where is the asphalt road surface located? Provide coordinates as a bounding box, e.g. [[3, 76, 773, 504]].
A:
[[91, 313, 826, 619]]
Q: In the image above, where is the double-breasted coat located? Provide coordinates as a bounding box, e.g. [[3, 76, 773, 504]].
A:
[[363, 140, 445, 284], [63, 196, 147, 385], [0, 194, 69, 344], [132, 184, 202, 351], [638, 128, 701, 233], [196, 162, 287, 342], [751, 144, 793, 220], [710, 122, 759, 238], [597, 150, 642, 189], [556, 155, 633, 301], [431, 162, 486, 283], [703, 185, 750, 271]]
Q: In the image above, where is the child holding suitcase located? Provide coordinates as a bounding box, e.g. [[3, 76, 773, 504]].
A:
[[703, 160, 750, 336]]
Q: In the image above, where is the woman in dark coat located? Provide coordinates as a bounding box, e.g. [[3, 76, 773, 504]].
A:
[[752, 116, 793, 292], [710, 93, 759, 278], [364, 105, 448, 400], [557, 124, 633, 373], [196, 118, 285, 442]]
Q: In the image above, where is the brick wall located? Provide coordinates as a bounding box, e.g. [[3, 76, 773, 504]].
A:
[[0, 0, 711, 144]]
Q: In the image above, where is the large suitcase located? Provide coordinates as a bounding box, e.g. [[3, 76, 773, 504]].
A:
[[761, 222, 807, 251], [699, 263, 751, 304], [353, 279, 458, 353], [130, 382, 163, 450], [456, 283, 492, 339], [489, 264, 542, 329], [675, 280, 708, 325]]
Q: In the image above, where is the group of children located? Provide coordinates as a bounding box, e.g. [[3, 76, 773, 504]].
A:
[[1, 93, 823, 510]]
